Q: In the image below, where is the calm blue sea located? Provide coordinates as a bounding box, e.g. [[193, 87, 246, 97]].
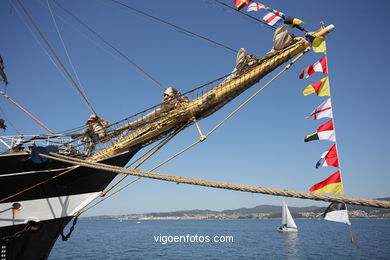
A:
[[49, 219, 390, 260]]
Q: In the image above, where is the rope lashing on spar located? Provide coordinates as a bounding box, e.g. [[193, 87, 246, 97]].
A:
[[39, 153, 390, 209]]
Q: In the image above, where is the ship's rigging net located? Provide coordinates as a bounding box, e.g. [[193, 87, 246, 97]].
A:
[[0, 26, 303, 159]]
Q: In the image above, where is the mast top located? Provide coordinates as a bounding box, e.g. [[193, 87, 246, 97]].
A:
[[311, 24, 335, 38]]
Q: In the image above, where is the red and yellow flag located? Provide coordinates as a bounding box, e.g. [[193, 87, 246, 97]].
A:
[[310, 170, 344, 194], [234, 0, 252, 10], [303, 76, 330, 96]]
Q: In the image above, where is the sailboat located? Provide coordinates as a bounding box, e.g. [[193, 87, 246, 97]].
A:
[[0, 1, 335, 259], [277, 200, 298, 232]]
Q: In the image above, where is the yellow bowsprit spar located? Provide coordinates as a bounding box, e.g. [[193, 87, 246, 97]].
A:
[[90, 25, 334, 162]]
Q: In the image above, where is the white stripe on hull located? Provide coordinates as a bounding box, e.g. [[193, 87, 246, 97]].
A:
[[0, 192, 100, 227], [0, 166, 76, 177]]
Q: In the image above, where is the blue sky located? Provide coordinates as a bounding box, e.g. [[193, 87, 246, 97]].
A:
[[1, 0, 389, 216]]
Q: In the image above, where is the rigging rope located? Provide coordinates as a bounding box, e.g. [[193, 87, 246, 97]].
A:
[[60, 212, 80, 241], [77, 50, 309, 212], [100, 120, 191, 197], [35, 0, 150, 124], [145, 50, 309, 175], [53, 0, 164, 89], [212, 0, 276, 31], [10, 0, 77, 99], [107, 0, 238, 53], [0, 105, 21, 134], [80, 140, 202, 214], [41, 153, 390, 209], [210, 0, 317, 33], [16, 0, 99, 116], [46, 0, 89, 98], [0, 166, 77, 203], [0, 91, 54, 134]]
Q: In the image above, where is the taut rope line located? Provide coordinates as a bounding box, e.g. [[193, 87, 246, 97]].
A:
[[53, 0, 165, 89], [0, 91, 54, 134], [40, 153, 390, 209], [100, 120, 191, 197], [109, 0, 238, 53], [17, 0, 98, 116]]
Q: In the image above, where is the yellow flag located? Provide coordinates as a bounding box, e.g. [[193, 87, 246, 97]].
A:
[[312, 36, 327, 54], [293, 18, 303, 26]]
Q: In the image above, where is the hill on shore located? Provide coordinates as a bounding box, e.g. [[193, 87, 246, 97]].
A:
[[87, 198, 390, 220]]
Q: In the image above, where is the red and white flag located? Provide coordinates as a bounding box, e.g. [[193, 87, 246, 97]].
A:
[[306, 98, 333, 120], [299, 56, 328, 79], [316, 144, 339, 168], [304, 120, 336, 142], [272, 10, 285, 17], [246, 2, 268, 12]]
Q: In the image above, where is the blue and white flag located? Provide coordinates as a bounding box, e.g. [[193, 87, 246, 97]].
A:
[[263, 12, 283, 27]]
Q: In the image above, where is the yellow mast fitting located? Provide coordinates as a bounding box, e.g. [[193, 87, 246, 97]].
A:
[[311, 24, 335, 38], [192, 117, 206, 142]]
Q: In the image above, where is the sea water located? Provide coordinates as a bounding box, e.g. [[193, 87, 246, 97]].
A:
[[49, 219, 390, 259]]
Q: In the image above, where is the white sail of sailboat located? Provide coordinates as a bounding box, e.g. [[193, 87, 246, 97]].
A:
[[278, 200, 298, 232]]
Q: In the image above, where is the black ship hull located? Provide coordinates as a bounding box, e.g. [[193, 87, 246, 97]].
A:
[[0, 146, 141, 260]]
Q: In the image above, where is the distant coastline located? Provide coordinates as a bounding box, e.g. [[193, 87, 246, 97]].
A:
[[85, 198, 390, 220]]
